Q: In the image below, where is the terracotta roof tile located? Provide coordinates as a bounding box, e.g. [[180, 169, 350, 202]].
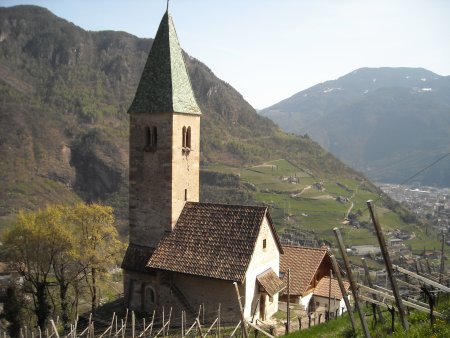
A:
[[280, 246, 329, 296], [313, 276, 350, 300], [257, 269, 286, 296], [122, 244, 155, 273], [147, 202, 282, 282]]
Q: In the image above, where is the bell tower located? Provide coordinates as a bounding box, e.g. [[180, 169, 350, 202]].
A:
[[127, 10, 201, 249]]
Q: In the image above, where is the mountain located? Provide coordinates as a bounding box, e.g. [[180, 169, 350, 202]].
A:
[[0, 5, 366, 231], [260, 67, 450, 187]]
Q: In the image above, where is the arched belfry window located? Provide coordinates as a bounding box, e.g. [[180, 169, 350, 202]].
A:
[[182, 126, 192, 154], [186, 127, 191, 149], [144, 126, 157, 152]]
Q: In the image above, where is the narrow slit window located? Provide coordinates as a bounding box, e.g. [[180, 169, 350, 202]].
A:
[[145, 126, 152, 148], [184, 189, 187, 201], [186, 127, 191, 148], [152, 126, 157, 146], [182, 126, 186, 147], [144, 126, 157, 151], [263, 239, 267, 249]]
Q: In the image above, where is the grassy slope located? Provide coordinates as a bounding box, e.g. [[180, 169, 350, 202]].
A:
[[283, 308, 450, 338]]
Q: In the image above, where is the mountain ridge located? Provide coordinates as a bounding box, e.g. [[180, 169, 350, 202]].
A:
[[260, 67, 450, 186]]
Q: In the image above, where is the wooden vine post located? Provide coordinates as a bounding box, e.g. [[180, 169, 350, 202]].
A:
[[367, 200, 409, 331], [330, 254, 356, 332], [333, 228, 371, 338]]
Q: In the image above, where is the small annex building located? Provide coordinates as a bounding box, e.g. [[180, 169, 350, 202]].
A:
[[279, 246, 334, 310], [311, 276, 350, 317], [121, 9, 284, 323]]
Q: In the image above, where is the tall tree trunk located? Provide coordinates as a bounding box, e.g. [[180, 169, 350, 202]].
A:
[[91, 267, 97, 311], [59, 281, 70, 329], [36, 282, 50, 330]]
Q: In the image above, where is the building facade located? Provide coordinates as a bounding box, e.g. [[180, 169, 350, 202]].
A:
[[122, 9, 284, 323]]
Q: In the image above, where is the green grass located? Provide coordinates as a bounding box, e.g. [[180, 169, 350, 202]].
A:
[[283, 307, 450, 338], [283, 314, 353, 338]]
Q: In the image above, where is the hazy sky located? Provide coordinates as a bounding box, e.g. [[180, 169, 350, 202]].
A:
[[3, 0, 450, 108]]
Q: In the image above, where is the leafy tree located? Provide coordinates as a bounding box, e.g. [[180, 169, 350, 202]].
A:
[[2, 203, 125, 327], [2, 206, 69, 329], [69, 203, 124, 311]]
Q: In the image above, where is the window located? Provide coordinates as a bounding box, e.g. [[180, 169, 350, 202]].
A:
[[186, 127, 191, 148], [182, 126, 192, 154], [144, 126, 157, 151], [182, 126, 186, 147], [144, 285, 155, 305], [184, 189, 187, 201], [263, 239, 267, 249], [145, 126, 152, 148], [152, 126, 157, 146]]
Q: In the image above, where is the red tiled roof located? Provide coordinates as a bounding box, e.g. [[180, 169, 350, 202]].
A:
[[257, 269, 286, 296], [313, 276, 350, 300], [280, 246, 329, 296], [147, 202, 282, 282], [121, 244, 155, 273]]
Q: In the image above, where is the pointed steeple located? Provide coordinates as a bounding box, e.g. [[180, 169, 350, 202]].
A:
[[128, 11, 201, 115]]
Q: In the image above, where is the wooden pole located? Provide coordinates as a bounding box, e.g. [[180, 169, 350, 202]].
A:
[[286, 267, 290, 334], [327, 269, 332, 321], [419, 260, 425, 274], [330, 254, 356, 332], [165, 307, 172, 337], [181, 311, 184, 337], [218, 303, 221, 338], [367, 200, 409, 331], [162, 307, 165, 338], [233, 282, 248, 338], [426, 258, 432, 275], [132, 311, 135, 338], [361, 258, 384, 323], [439, 230, 445, 285], [333, 296, 337, 319], [333, 227, 371, 338], [394, 265, 450, 292]]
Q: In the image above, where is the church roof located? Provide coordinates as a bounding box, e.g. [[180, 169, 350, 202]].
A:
[[280, 246, 330, 296], [147, 202, 283, 283], [128, 11, 201, 115]]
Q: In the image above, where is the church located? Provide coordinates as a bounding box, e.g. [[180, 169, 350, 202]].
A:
[[121, 9, 285, 322]]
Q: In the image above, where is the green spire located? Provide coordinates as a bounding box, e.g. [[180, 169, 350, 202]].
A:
[[128, 11, 201, 115]]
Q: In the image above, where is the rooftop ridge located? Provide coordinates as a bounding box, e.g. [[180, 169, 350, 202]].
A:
[[282, 244, 328, 251], [185, 201, 268, 209]]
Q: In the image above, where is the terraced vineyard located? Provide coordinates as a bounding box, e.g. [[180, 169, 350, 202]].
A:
[[202, 159, 440, 253]]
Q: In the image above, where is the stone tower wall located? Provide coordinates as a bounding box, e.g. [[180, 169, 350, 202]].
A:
[[129, 112, 173, 248], [128, 112, 200, 248], [171, 113, 200, 228]]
